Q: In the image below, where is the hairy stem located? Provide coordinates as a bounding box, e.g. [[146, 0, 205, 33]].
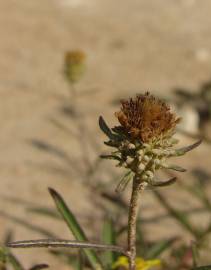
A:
[[127, 175, 144, 270], [7, 239, 127, 255]]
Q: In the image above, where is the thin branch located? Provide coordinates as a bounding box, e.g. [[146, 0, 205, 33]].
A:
[[7, 239, 127, 255], [127, 176, 146, 270]]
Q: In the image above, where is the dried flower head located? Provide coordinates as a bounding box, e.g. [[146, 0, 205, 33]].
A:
[[115, 92, 180, 143], [99, 92, 201, 190], [64, 50, 86, 83]]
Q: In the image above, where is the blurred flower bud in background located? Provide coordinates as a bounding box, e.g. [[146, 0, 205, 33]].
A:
[[64, 50, 86, 84]]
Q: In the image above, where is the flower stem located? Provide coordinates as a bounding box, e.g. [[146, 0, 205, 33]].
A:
[[127, 175, 144, 270]]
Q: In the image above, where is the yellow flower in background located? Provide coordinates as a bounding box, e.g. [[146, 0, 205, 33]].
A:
[[112, 256, 161, 270], [64, 50, 86, 84]]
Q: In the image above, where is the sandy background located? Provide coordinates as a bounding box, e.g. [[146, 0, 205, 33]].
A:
[[0, 0, 211, 269]]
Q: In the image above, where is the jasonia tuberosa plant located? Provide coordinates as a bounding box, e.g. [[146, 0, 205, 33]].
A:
[[6, 92, 201, 270], [99, 92, 201, 270]]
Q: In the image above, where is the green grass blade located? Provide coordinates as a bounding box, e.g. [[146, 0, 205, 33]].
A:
[[151, 177, 177, 188], [101, 217, 116, 267], [48, 188, 103, 270]]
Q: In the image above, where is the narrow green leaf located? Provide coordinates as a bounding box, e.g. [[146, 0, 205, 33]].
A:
[[99, 116, 113, 139], [175, 140, 202, 156], [48, 188, 103, 270], [146, 238, 177, 259], [163, 164, 186, 172], [104, 141, 120, 148], [100, 154, 121, 161], [101, 217, 116, 267], [151, 177, 177, 188]]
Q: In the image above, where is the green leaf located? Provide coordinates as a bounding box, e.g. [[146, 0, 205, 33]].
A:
[[150, 177, 177, 188], [163, 164, 186, 172], [104, 141, 120, 148], [48, 188, 103, 270], [101, 217, 116, 267], [99, 116, 114, 139], [175, 140, 202, 156], [100, 155, 121, 161], [146, 237, 177, 259]]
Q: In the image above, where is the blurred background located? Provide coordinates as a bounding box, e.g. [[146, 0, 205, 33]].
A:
[[0, 0, 211, 269]]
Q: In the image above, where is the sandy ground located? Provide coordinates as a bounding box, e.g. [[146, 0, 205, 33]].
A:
[[0, 0, 211, 269]]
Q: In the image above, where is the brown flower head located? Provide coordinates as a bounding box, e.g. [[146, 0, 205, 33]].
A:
[[100, 92, 201, 187], [115, 92, 180, 143]]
